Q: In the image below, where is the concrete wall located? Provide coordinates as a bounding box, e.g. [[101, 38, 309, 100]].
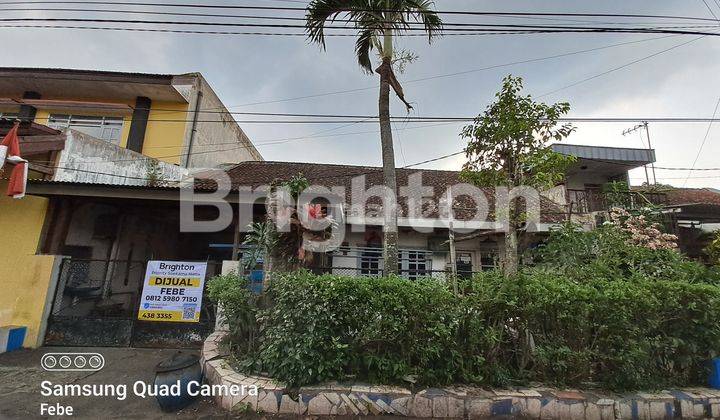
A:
[[53, 130, 188, 185], [0, 180, 61, 347], [178, 75, 263, 168]]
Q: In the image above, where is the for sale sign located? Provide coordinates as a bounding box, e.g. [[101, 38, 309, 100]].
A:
[[137, 261, 207, 323]]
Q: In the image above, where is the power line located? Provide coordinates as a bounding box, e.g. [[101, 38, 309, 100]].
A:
[[0, 1, 716, 23], [683, 96, 720, 187], [5, 17, 720, 36], [5, 8, 714, 28], [702, 0, 720, 21], [21, 115, 720, 125], [27, 157, 720, 187], [221, 34, 685, 108], [1, 24, 642, 38], [88, 33, 676, 111], [537, 34, 707, 98]]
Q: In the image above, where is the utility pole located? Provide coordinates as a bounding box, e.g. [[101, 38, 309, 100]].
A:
[[622, 122, 656, 185], [643, 122, 658, 185]]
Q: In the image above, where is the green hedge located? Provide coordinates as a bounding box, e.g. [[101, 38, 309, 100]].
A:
[[218, 270, 720, 390]]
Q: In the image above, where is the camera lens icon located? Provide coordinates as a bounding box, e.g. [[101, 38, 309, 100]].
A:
[[42, 353, 104, 372]]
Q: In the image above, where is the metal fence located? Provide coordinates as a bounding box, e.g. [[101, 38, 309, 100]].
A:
[[45, 258, 222, 348], [312, 266, 485, 280], [568, 189, 668, 213]]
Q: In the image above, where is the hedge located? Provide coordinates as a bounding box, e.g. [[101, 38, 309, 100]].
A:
[[211, 270, 720, 391]]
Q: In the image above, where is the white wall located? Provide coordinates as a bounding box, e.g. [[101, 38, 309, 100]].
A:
[[53, 130, 188, 186]]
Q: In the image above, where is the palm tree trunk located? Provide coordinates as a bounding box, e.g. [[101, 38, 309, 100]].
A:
[[378, 55, 399, 275]]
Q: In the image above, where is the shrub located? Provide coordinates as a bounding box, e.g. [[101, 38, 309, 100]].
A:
[[223, 270, 720, 391], [206, 271, 259, 354], [246, 272, 465, 387], [533, 223, 714, 283], [514, 272, 720, 389]]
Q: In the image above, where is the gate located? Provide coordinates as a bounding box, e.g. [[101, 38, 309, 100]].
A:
[[44, 258, 220, 348]]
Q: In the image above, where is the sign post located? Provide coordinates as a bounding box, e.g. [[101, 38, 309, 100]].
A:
[[138, 261, 208, 323]]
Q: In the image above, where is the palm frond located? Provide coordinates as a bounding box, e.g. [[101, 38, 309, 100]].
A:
[[306, 0, 442, 71], [399, 0, 443, 41], [306, 0, 367, 48], [355, 28, 376, 73]]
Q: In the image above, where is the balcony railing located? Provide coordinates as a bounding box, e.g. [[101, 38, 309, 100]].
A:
[[567, 189, 667, 213]]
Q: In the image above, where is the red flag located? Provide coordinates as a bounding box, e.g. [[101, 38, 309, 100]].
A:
[[1, 123, 27, 198], [0, 123, 21, 156], [7, 162, 27, 198]]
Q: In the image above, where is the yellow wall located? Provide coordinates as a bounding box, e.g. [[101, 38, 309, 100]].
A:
[[141, 101, 189, 165], [0, 180, 57, 348], [32, 100, 189, 166]]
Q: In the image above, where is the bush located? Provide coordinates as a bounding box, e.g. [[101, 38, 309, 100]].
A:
[[533, 223, 715, 283], [247, 272, 465, 387], [212, 223, 720, 390], [514, 272, 720, 389], [206, 271, 259, 354], [222, 270, 720, 391]]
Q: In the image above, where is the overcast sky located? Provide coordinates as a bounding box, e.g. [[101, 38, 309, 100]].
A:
[[3, 0, 720, 188]]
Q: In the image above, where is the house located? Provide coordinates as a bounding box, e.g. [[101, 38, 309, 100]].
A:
[[198, 145, 660, 277], [550, 143, 665, 216], [663, 187, 720, 260], [0, 68, 262, 348]]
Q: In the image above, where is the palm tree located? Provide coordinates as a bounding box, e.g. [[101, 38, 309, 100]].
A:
[[306, 0, 442, 274]]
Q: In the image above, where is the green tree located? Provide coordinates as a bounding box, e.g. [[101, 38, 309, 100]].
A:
[[460, 75, 576, 276], [306, 0, 442, 274]]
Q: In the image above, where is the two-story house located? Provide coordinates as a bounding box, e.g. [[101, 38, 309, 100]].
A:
[[0, 68, 262, 347]]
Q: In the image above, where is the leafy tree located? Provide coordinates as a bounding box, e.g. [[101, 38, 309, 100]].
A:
[[306, 0, 442, 274], [460, 75, 576, 276]]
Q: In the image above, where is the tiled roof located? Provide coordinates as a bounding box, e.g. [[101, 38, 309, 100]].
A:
[[196, 161, 566, 223], [665, 188, 720, 206]]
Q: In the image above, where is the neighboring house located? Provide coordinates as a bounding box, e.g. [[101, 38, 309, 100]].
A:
[[200, 146, 659, 277], [550, 143, 664, 217], [0, 68, 262, 347], [663, 187, 720, 260]]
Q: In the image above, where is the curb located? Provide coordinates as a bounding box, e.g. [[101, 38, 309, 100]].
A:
[[201, 331, 720, 418]]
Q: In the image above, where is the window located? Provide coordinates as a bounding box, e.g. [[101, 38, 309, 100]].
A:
[[48, 114, 124, 144], [456, 252, 474, 278], [353, 247, 433, 279], [479, 251, 498, 271], [399, 250, 432, 280], [359, 247, 382, 276]]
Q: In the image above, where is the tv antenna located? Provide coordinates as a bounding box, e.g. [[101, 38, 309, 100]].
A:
[[622, 121, 657, 185]]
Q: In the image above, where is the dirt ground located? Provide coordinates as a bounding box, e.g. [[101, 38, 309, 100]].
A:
[[0, 346, 257, 420]]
